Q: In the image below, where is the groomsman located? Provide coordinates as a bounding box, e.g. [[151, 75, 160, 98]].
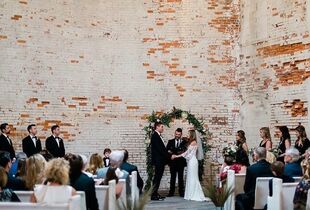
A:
[[151, 121, 169, 201], [46, 125, 65, 158], [22, 124, 42, 157], [166, 128, 187, 197], [0, 123, 15, 160]]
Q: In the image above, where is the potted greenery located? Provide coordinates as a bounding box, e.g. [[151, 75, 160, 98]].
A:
[[205, 184, 233, 210]]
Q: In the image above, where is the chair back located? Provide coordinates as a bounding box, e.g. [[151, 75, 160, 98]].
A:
[[254, 177, 273, 209]]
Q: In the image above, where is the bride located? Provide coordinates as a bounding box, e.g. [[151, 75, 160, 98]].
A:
[[172, 129, 206, 201]]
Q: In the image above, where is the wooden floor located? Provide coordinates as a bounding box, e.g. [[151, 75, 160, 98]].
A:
[[145, 196, 215, 210]]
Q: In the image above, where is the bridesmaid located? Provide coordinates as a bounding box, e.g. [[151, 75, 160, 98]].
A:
[[259, 127, 272, 150], [236, 130, 249, 154], [294, 124, 310, 157], [277, 126, 291, 162]]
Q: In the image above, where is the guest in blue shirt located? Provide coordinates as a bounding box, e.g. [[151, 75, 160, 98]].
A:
[[284, 147, 303, 177]]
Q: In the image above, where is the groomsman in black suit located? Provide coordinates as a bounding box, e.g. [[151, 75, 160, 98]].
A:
[[0, 123, 15, 160], [166, 128, 187, 197], [45, 125, 65, 158], [22, 124, 42, 157], [151, 121, 170, 201]]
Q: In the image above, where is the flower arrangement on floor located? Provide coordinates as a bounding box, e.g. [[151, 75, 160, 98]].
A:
[[204, 184, 233, 209], [143, 107, 212, 191]]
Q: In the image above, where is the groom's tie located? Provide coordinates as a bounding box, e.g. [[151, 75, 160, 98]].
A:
[[176, 139, 180, 148]]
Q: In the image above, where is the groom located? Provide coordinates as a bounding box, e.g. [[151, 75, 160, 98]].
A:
[[151, 121, 170, 201], [166, 128, 187, 197]]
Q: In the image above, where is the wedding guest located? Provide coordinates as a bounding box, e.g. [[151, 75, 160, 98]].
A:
[[97, 150, 129, 180], [9, 152, 27, 178], [15, 157, 26, 180], [0, 123, 15, 160], [80, 154, 93, 177], [22, 124, 42, 157], [294, 124, 310, 157], [235, 147, 273, 210], [45, 125, 65, 158], [259, 127, 272, 150], [31, 158, 76, 204], [284, 147, 303, 177], [293, 158, 310, 209], [103, 148, 111, 167], [40, 149, 53, 162], [65, 154, 99, 210], [236, 130, 249, 154], [0, 167, 20, 202], [120, 149, 144, 194], [0, 151, 26, 190], [269, 161, 294, 196], [101, 167, 123, 199], [25, 154, 46, 190], [276, 126, 291, 162], [86, 153, 103, 175], [220, 155, 235, 180]]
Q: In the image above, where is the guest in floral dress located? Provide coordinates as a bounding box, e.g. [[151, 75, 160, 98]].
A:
[[293, 158, 310, 209]]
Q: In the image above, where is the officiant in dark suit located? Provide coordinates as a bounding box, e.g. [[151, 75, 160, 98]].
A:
[[22, 124, 42, 157], [151, 121, 169, 201], [166, 128, 187, 197], [0, 123, 15, 160], [45, 125, 65, 158]]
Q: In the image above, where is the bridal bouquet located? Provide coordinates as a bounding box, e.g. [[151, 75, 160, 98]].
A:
[[222, 144, 238, 157]]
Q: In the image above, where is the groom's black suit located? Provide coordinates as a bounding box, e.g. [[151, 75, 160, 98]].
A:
[[151, 131, 169, 198], [166, 138, 187, 196]]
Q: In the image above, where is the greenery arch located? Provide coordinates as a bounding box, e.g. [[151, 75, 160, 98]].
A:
[[144, 107, 211, 191]]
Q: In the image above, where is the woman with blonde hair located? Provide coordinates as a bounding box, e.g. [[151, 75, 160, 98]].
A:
[[86, 153, 103, 175], [259, 127, 272, 150], [31, 158, 76, 204], [25, 154, 46, 190]]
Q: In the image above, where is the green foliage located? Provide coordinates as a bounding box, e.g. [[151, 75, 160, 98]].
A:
[[204, 184, 233, 207], [143, 107, 212, 191], [118, 188, 152, 210]]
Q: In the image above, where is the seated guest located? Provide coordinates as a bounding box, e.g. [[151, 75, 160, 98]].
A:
[[97, 150, 129, 180], [294, 124, 310, 157], [235, 147, 273, 210], [86, 153, 103, 175], [79, 154, 93, 177], [25, 154, 46, 190], [65, 153, 99, 210], [31, 158, 76, 204], [293, 158, 310, 209], [0, 151, 26, 190], [220, 155, 235, 181], [103, 148, 111, 167], [284, 147, 303, 177], [120, 149, 144, 194], [9, 152, 27, 178], [39, 149, 53, 162], [0, 167, 20, 202], [269, 161, 294, 196], [101, 167, 123, 199]]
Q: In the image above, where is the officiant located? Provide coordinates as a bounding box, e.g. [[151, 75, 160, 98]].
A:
[[166, 128, 187, 197]]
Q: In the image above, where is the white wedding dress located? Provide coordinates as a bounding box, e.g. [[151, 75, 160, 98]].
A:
[[182, 145, 206, 201]]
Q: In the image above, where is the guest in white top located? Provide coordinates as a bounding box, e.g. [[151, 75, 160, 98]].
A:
[[31, 158, 76, 204]]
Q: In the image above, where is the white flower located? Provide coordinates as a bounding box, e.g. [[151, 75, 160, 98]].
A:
[[181, 111, 188, 119]]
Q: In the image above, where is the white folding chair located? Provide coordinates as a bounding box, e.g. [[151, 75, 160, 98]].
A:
[[95, 185, 109, 210], [224, 170, 246, 210], [15, 191, 33, 202]]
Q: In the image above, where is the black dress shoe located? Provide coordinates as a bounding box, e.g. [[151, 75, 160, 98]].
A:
[[151, 195, 165, 201]]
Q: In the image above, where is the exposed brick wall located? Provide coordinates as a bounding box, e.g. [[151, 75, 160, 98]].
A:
[[237, 0, 310, 149], [0, 0, 309, 190]]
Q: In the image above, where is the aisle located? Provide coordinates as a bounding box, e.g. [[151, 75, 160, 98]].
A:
[[145, 196, 215, 210]]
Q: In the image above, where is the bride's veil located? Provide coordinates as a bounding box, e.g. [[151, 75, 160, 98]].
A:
[[196, 131, 204, 160]]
